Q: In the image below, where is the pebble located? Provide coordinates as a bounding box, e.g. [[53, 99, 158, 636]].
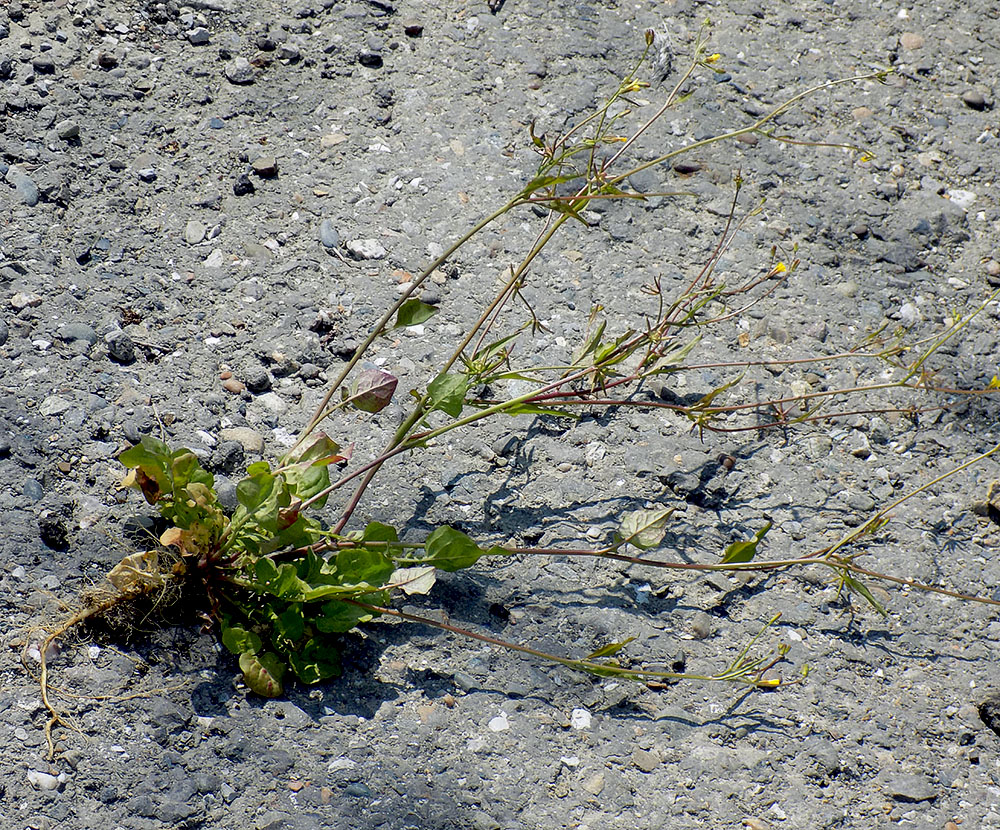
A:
[[225, 57, 255, 84], [346, 238, 386, 260], [185, 219, 207, 245], [5, 165, 40, 206], [985, 260, 1000, 287], [31, 54, 56, 74], [899, 32, 924, 50], [107, 331, 136, 364], [888, 774, 936, 802], [56, 119, 80, 140], [244, 366, 272, 393], [487, 712, 509, 731], [0, 319, 8, 347], [222, 378, 245, 394], [219, 427, 265, 453], [27, 770, 64, 791], [11, 291, 43, 310], [570, 708, 592, 730], [358, 49, 383, 68], [255, 392, 287, 414], [23, 479, 44, 501], [688, 611, 713, 639], [403, 20, 424, 37], [582, 772, 605, 795], [251, 156, 279, 178], [962, 90, 987, 111], [233, 173, 255, 196], [946, 189, 976, 210], [806, 435, 833, 458], [188, 26, 210, 45], [40, 395, 72, 416], [632, 748, 660, 772], [319, 219, 340, 249]]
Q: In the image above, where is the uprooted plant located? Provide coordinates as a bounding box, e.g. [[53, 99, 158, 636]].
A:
[[25, 23, 1000, 758]]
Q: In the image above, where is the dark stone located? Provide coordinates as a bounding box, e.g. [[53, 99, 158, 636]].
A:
[[233, 173, 255, 196], [244, 367, 272, 393], [38, 511, 70, 550], [358, 50, 383, 68], [107, 332, 136, 364], [211, 440, 245, 475], [979, 692, 1000, 738]]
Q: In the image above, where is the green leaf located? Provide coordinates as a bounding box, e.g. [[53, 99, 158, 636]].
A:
[[395, 299, 437, 328], [422, 526, 483, 572], [585, 638, 636, 660], [334, 547, 395, 587], [390, 566, 437, 595], [239, 652, 286, 697], [650, 334, 702, 372], [252, 558, 309, 599], [275, 604, 305, 643], [281, 433, 343, 509], [287, 639, 341, 684], [721, 522, 772, 564], [842, 571, 888, 618], [221, 623, 262, 656], [619, 508, 675, 550], [427, 373, 468, 418], [246, 460, 271, 476], [315, 597, 385, 633], [362, 521, 399, 545]]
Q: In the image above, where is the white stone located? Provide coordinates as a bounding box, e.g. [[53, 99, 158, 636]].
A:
[[487, 712, 510, 732], [346, 238, 387, 260], [571, 708, 592, 730], [947, 189, 976, 210], [203, 249, 225, 268]]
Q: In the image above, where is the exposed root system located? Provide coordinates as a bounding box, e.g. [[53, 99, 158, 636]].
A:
[[24, 549, 188, 759]]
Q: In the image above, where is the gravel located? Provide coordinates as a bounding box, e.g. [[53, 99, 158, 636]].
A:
[[2, 1, 1000, 829]]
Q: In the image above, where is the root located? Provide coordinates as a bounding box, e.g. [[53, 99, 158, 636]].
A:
[[25, 548, 187, 760]]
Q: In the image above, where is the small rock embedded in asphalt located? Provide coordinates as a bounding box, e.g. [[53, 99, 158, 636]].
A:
[[56, 119, 80, 140], [403, 20, 424, 37], [225, 57, 255, 84], [632, 748, 660, 772], [38, 511, 70, 551], [233, 173, 255, 196], [899, 32, 924, 50], [888, 774, 937, 802], [251, 156, 278, 178], [31, 54, 56, 74], [106, 331, 136, 364], [979, 692, 1000, 738], [244, 366, 272, 393], [962, 90, 987, 111], [11, 291, 43, 310], [319, 218, 340, 249], [346, 238, 386, 260], [5, 166, 40, 206], [188, 26, 210, 45], [185, 219, 207, 245], [358, 49, 383, 68]]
